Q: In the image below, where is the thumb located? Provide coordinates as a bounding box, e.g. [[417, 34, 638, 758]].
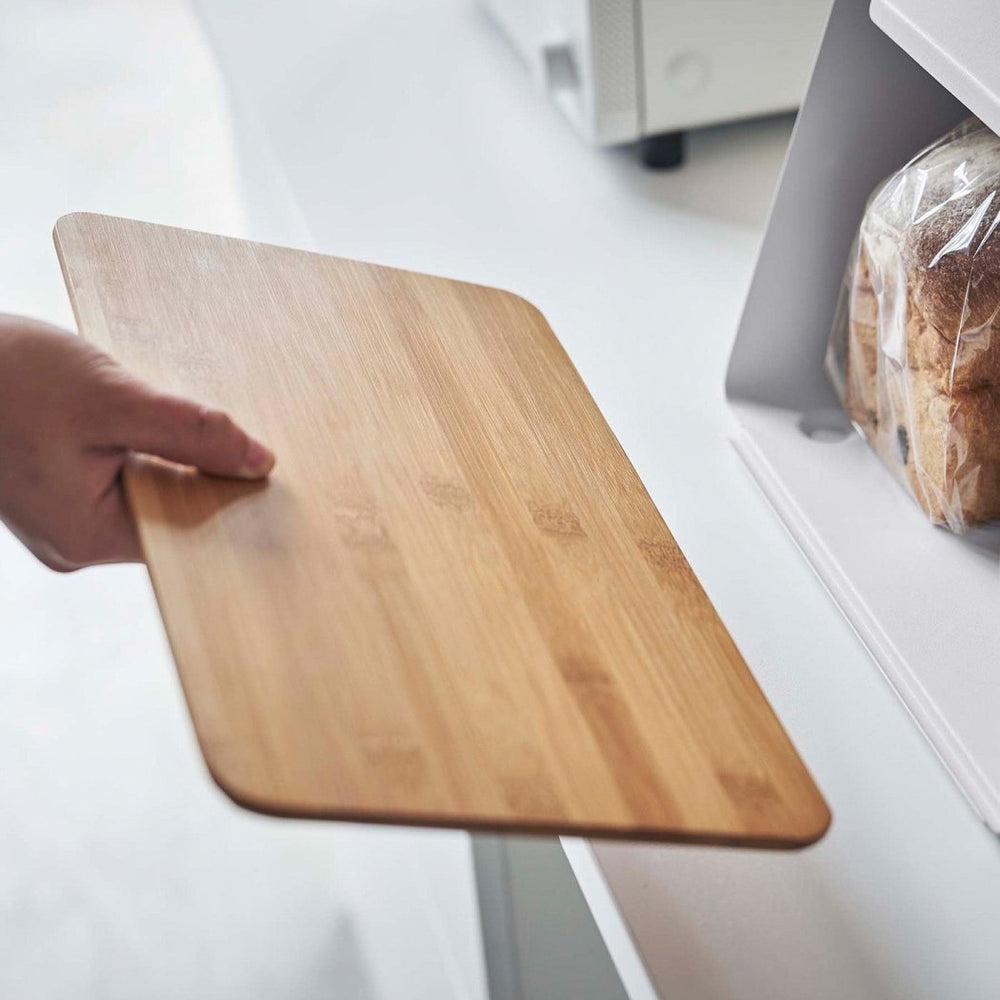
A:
[[115, 384, 275, 479]]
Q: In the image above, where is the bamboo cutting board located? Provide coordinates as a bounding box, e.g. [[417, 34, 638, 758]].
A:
[[54, 213, 829, 845]]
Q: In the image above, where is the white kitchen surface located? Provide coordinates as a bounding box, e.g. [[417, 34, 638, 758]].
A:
[[4, 2, 1000, 1000]]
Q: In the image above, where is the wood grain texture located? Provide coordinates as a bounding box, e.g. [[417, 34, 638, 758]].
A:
[[54, 213, 829, 846]]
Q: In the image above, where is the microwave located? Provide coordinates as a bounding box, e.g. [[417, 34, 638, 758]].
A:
[[479, 0, 831, 166]]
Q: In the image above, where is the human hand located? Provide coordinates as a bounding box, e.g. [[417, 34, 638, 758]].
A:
[[0, 313, 275, 571]]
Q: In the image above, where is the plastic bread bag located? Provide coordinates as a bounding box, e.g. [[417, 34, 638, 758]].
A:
[[827, 116, 1000, 532]]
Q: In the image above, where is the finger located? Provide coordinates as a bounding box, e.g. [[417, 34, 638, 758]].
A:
[[93, 482, 144, 564], [112, 385, 275, 480]]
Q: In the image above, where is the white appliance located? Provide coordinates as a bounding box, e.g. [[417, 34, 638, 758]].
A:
[[479, 0, 831, 165], [728, 0, 1000, 833]]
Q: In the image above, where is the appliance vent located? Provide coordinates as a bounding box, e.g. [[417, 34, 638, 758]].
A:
[[588, 0, 640, 140]]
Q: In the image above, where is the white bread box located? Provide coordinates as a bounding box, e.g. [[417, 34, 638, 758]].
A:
[[727, 0, 1000, 831]]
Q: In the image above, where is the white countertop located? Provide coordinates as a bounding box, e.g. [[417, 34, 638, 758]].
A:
[[5, 1, 1000, 998]]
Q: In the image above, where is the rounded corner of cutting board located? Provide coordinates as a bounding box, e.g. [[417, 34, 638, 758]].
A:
[[198, 749, 286, 819], [52, 210, 101, 245], [786, 795, 833, 849]]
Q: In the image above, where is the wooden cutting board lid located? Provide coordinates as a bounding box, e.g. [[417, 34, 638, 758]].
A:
[[54, 213, 829, 846]]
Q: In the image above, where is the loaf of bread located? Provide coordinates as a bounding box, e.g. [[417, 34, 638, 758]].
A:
[[828, 117, 1000, 531]]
